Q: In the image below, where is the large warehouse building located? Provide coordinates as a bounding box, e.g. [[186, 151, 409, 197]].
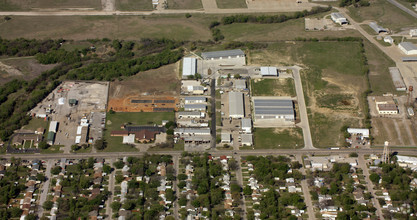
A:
[[182, 57, 197, 77], [201, 49, 245, 60], [330, 13, 348, 25], [229, 92, 245, 118], [398, 42, 417, 55], [253, 98, 294, 121]]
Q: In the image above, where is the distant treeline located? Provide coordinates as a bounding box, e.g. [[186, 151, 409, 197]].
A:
[[340, 0, 370, 7], [0, 38, 62, 57], [221, 6, 332, 25]]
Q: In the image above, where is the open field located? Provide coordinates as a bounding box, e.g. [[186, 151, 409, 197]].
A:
[[250, 41, 367, 147], [103, 112, 174, 152], [253, 127, 304, 149], [0, 15, 212, 41], [21, 118, 49, 131], [0, 0, 101, 11], [0, 57, 57, 85], [115, 0, 153, 11], [372, 118, 417, 146], [347, 0, 417, 32], [216, 0, 247, 8], [108, 63, 180, 112], [219, 18, 361, 42], [251, 78, 296, 97], [166, 0, 203, 9]]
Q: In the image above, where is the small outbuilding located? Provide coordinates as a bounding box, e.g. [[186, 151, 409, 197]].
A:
[[369, 22, 387, 34], [260, 67, 278, 77]]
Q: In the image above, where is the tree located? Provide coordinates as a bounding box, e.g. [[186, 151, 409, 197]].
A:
[[115, 175, 124, 184], [349, 152, 358, 157], [178, 181, 186, 189], [103, 164, 112, 174], [43, 201, 54, 210], [94, 139, 107, 150], [4, 16, 11, 21], [185, 13, 192, 18], [178, 196, 187, 206], [71, 144, 80, 151], [178, 173, 187, 181], [113, 160, 124, 169], [369, 173, 380, 184], [122, 200, 135, 210], [243, 185, 252, 196], [231, 184, 241, 193], [111, 201, 121, 212], [234, 74, 241, 79], [51, 166, 61, 175], [9, 207, 22, 217], [38, 141, 49, 149], [37, 173, 46, 182], [25, 214, 37, 220]]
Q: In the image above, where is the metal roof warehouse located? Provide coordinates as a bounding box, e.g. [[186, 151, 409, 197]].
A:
[[229, 92, 245, 118], [201, 49, 245, 60], [182, 57, 197, 77], [253, 98, 294, 121]]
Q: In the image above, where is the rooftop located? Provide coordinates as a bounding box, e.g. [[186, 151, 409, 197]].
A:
[[229, 92, 245, 117], [201, 49, 245, 59], [399, 42, 417, 51]]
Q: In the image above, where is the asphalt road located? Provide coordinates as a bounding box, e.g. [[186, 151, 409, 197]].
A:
[[37, 159, 53, 217], [292, 66, 315, 149], [211, 79, 217, 149], [387, 0, 417, 19]]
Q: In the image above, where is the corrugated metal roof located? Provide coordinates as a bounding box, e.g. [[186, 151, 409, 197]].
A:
[[255, 108, 294, 115], [241, 118, 252, 128], [185, 104, 207, 109], [201, 49, 244, 59], [388, 67, 406, 90], [254, 99, 293, 107], [260, 67, 278, 76], [234, 79, 246, 89], [399, 42, 417, 51], [185, 96, 206, 101], [178, 111, 202, 116], [182, 57, 197, 76], [174, 128, 211, 134], [369, 22, 387, 33], [229, 92, 244, 117], [49, 121, 58, 133], [241, 134, 253, 144], [331, 12, 345, 19]]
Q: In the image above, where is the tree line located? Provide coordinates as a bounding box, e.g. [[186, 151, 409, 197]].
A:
[[0, 38, 62, 57]]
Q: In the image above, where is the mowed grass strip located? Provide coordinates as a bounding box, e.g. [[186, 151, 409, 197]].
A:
[[115, 0, 153, 11], [253, 128, 304, 149], [166, 0, 203, 9], [103, 112, 174, 152], [0, 0, 101, 10], [251, 78, 296, 97], [216, 0, 247, 8]]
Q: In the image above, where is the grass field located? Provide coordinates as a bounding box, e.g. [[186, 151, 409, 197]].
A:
[[41, 145, 64, 154], [347, 0, 417, 32], [216, 0, 247, 8], [103, 112, 174, 152], [251, 78, 296, 97], [166, 0, 203, 9], [116, 0, 153, 11], [22, 118, 49, 131], [0, 15, 212, 41], [253, 128, 304, 149], [0, 0, 101, 11]]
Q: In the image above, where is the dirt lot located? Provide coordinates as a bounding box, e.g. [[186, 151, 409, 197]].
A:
[[0, 15, 212, 41], [372, 118, 417, 146], [108, 63, 180, 112], [0, 57, 57, 85]]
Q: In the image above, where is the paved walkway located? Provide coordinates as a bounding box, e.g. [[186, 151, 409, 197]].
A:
[[37, 159, 53, 217], [357, 155, 385, 220], [292, 66, 315, 150]]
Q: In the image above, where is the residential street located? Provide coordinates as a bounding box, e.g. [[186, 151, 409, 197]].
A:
[[296, 155, 316, 220], [105, 158, 115, 219], [37, 159, 53, 217]]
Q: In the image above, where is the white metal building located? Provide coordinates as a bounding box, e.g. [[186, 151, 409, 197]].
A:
[[260, 67, 278, 77], [369, 22, 387, 33], [229, 92, 245, 118], [389, 67, 406, 91], [221, 133, 231, 143], [174, 128, 211, 136], [347, 128, 369, 138], [182, 57, 197, 77], [241, 118, 252, 133], [384, 36, 394, 44], [410, 29, 417, 37], [241, 134, 253, 146], [398, 42, 417, 55], [234, 79, 247, 90], [184, 104, 207, 111], [330, 13, 348, 25], [184, 96, 206, 104], [253, 99, 294, 121], [178, 111, 205, 119], [201, 49, 245, 60], [49, 121, 59, 133]]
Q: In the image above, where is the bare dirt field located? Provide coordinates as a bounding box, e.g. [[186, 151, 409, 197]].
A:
[[108, 63, 180, 112], [372, 118, 417, 146], [0, 57, 57, 85], [0, 15, 212, 41]]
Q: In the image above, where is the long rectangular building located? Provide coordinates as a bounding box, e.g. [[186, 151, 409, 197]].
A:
[[182, 57, 197, 77], [253, 99, 294, 121], [389, 67, 406, 91], [201, 49, 245, 60], [229, 92, 245, 118]]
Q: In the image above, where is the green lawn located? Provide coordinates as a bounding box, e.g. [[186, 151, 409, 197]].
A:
[[22, 118, 49, 131], [253, 128, 304, 149], [251, 78, 296, 97], [216, 0, 247, 8], [347, 0, 417, 32], [166, 0, 203, 9], [103, 112, 174, 152], [149, 140, 184, 151], [115, 0, 153, 11], [41, 145, 64, 154]]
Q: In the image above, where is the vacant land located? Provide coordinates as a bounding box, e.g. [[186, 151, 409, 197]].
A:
[[251, 78, 296, 97], [0, 0, 101, 10], [250, 41, 367, 147], [21, 118, 49, 131], [216, 0, 247, 8], [219, 18, 361, 42], [0, 15, 212, 41], [0, 57, 56, 85], [253, 128, 304, 149], [116, 0, 153, 11], [166, 0, 203, 9], [347, 0, 417, 32], [372, 118, 417, 146], [103, 112, 174, 152]]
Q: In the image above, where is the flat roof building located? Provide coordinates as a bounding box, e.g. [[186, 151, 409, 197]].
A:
[[241, 134, 253, 146], [330, 13, 348, 25], [201, 49, 245, 60], [234, 79, 247, 90], [241, 118, 252, 133], [375, 96, 398, 115], [369, 22, 387, 33], [389, 67, 406, 91], [398, 42, 417, 55], [174, 128, 211, 136], [229, 92, 245, 118], [253, 98, 294, 121], [184, 96, 206, 104], [184, 104, 207, 111], [260, 67, 278, 77], [178, 111, 205, 119], [347, 128, 369, 138], [384, 36, 394, 44], [182, 57, 197, 77], [49, 121, 59, 133], [221, 133, 231, 143]]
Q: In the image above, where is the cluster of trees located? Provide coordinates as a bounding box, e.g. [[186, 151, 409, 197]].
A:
[[223, 41, 267, 50], [0, 79, 25, 106], [221, 6, 332, 25], [112, 155, 174, 219], [35, 49, 83, 64], [0, 38, 62, 56], [340, 0, 370, 7], [247, 190, 301, 219], [0, 159, 26, 205]]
